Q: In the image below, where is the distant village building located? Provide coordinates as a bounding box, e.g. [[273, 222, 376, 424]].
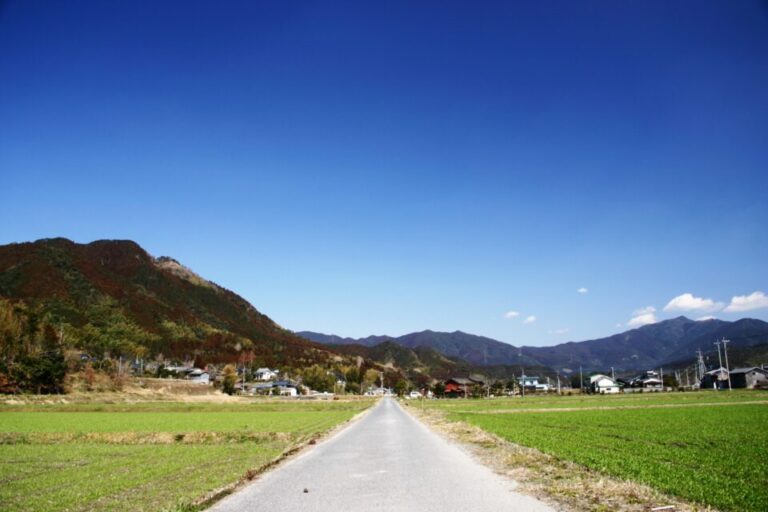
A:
[[728, 367, 768, 389], [631, 370, 663, 391], [521, 376, 549, 392], [700, 367, 729, 390], [365, 386, 390, 397], [273, 379, 298, 396], [589, 374, 620, 394], [187, 368, 210, 384], [444, 378, 474, 398], [254, 368, 279, 381]]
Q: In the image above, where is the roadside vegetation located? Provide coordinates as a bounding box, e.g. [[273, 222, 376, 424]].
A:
[[419, 391, 767, 512], [0, 398, 374, 512]]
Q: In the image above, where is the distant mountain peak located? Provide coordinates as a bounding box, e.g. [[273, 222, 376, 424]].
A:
[[154, 255, 216, 289]]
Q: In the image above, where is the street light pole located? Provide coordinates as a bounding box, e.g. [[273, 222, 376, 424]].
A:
[[722, 338, 732, 391]]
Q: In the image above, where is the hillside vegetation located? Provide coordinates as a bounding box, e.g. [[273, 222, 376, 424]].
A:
[[0, 239, 347, 393]]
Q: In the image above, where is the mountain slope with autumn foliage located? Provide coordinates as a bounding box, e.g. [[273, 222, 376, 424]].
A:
[[0, 238, 332, 370]]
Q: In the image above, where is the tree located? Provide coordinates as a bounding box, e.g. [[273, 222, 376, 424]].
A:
[[301, 365, 335, 392], [222, 364, 238, 395], [363, 368, 380, 390], [433, 382, 445, 397], [570, 375, 582, 389], [394, 379, 408, 396]]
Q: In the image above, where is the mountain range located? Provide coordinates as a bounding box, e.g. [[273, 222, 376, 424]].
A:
[[298, 316, 768, 375], [2, 238, 766, 391]]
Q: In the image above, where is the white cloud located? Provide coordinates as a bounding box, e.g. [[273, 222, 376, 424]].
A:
[[577, 287, 588, 294], [663, 293, 723, 313], [696, 316, 717, 321], [628, 306, 657, 328], [523, 315, 536, 324], [549, 328, 569, 335], [503, 310, 520, 319], [615, 323, 623, 328], [724, 291, 768, 312]]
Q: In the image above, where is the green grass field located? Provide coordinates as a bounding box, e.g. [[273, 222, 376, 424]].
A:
[[0, 399, 373, 512], [431, 391, 768, 511]]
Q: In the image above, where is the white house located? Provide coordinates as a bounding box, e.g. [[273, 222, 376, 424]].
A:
[[522, 376, 550, 392], [254, 368, 279, 381], [187, 368, 210, 384], [590, 374, 620, 394]]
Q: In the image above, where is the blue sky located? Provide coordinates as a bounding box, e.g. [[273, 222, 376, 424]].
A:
[[1, 1, 767, 346]]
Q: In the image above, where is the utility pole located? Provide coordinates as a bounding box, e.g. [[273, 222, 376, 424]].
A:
[[579, 365, 583, 393], [660, 367, 664, 391], [610, 366, 615, 380], [557, 374, 561, 395], [519, 348, 525, 399], [714, 341, 723, 390], [722, 338, 732, 391], [693, 355, 698, 383]]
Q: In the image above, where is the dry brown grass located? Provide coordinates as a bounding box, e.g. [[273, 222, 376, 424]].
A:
[[0, 430, 295, 445], [409, 406, 716, 512]]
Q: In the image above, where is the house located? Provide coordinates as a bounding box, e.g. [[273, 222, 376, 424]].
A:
[[273, 379, 298, 396], [631, 370, 663, 391], [467, 374, 487, 386], [247, 382, 273, 395], [589, 374, 620, 394], [521, 376, 549, 392], [365, 387, 390, 396], [728, 367, 768, 389], [444, 378, 474, 397], [254, 368, 279, 381], [700, 367, 729, 390], [187, 368, 210, 384]]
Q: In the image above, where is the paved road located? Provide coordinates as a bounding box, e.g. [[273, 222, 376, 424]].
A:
[[208, 397, 554, 512]]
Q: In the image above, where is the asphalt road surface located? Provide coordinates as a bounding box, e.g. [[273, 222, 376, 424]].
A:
[[208, 397, 554, 512]]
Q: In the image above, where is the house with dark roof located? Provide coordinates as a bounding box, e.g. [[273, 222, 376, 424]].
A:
[[630, 370, 662, 391], [444, 378, 474, 397], [700, 367, 729, 390], [728, 367, 768, 389]]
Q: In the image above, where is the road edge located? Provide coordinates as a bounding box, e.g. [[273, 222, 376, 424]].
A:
[[195, 399, 381, 511]]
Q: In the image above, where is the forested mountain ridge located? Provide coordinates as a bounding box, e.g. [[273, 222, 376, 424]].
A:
[[0, 238, 339, 391]]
